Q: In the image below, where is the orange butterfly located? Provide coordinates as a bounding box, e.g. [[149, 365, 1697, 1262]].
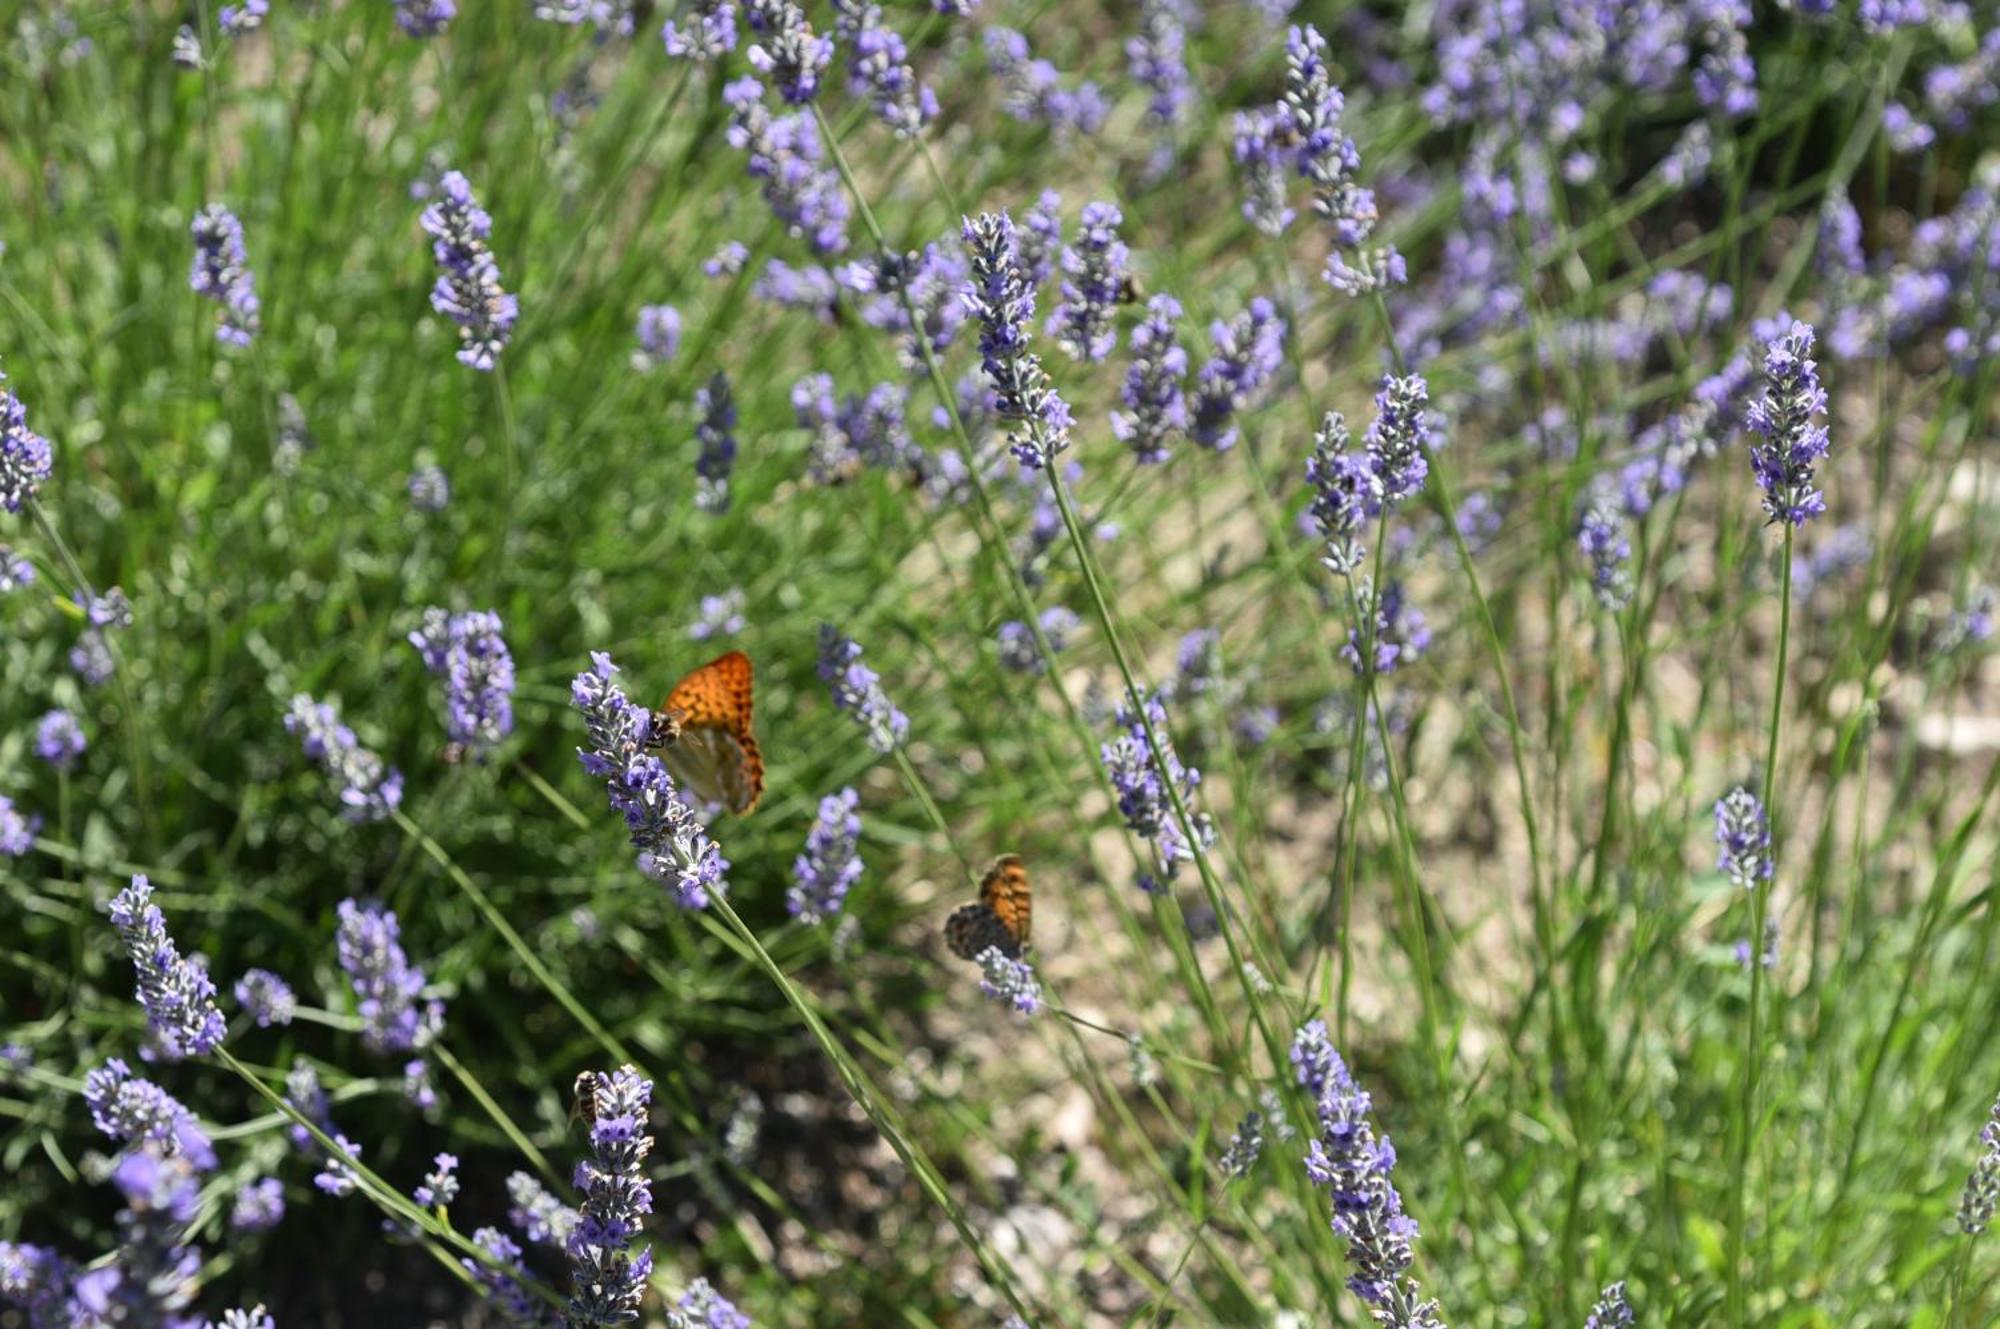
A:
[[945, 854, 1032, 961], [651, 650, 764, 815]]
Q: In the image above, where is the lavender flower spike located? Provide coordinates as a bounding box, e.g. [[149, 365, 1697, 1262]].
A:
[[82, 1059, 218, 1168], [662, 0, 737, 60], [1304, 1038, 1446, 1326], [336, 898, 446, 1053], [420, 171, 517, 372], [789, 787, 863, 924], [833, 0, 936, 138], [816, 625, 909, 753], [0, 372, 53, 514], [1189, 297, 1284, 452], [1714, 787, 1773, 888], [976, 947, 1041, 1015], [962, 211, 1074, 471], [189, 205, 261, 346], [284, 694, 404, 822], [1101, 689, 1213, 893], [106, 875, 227, 1058], [395, 0, 455, 37], [1047, 202, 1128, 363], [572, 652, 732, 908], [565, 1067, 656, 1327], [1364, 372, 1432, 505], [674, 1279, 751, 1329], [409, 607, 517, 759], [1584, 1282, 1634, 1328], [744, 1, 832, 106], [1306, 412, 1381, 578], [1745, 321, 1831, 527], [1111, 294, 1187, 465], [693, 370, 739, 514], [1959, 1092, 2000, 1234], [0, 795, 40, 858]]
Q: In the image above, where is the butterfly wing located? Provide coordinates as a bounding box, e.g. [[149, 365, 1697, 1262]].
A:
[[946, 903, 1021, 961], [978, 854, 1031, 949], [660, 650, 763, 815]]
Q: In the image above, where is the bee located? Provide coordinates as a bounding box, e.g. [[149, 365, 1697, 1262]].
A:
[[1116, 272, 1148, 306], [569, 1070, 601, 1130]]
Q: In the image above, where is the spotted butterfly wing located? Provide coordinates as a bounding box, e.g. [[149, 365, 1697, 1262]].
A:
[[945, 854, 1031, 961], [658, 650, 763, 815]]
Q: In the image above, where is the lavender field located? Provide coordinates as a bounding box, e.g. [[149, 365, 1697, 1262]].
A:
[[3, 1, 2000, 1326]]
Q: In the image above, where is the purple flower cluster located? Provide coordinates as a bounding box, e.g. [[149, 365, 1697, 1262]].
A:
[[633, 304, 682, 369], [82, 1059, 217, 1168], [833, 0, 935, 137], [1047, 202, 1128, 363], [984, 28, 1106, 136], [509, 1169, 580, 1247], [1301, 1033, 1443, 1325], [794, 373, 919, 482], [419, 171, 517, 372], [789, 786, 863, 924], [976, 947, 1041, 1016], [1714, 786, 1772, 888], [844, 243, 968, 372], [68, 588, 132, 689], [1959, 1092, 2000, 1234], [724, 79, 849, 253], [0, 795, 40, 857], [34, 708, 84, 771], [466, 1226, 546, 1326], [1744, 321, 1830, 527], [689, 588, 747, 641], [816, 625, 908, 753], [1111, 294, 1188, 465], [1, 374, 53, 514], [1342, 580, 1430, 677], [673, 1277, 751, 1329], [1101, 689, 1213, 893], [189, 205, 260, 346], [408, 607, 517, 759], [234, 968, 296, 1027], [106, 875, 227, 1059], [1584, 1282, 1634, 1329], [662, 0, 738, 60], [284, 694, 405, 822], [395, 0, 455, 36], [997, 605, 1080, 674], [693, 370, 739, 514], [573, 652, 732, 908], [744, 0, 832, 105], [0, 544, 34, 592], [1577, 504, 1633, 610], [1306, 412, 1383, 577], [1363, 373, 1434, 505], [230, 1177, 286, 1233], [565, 1066, 656, 1327], [409, 464, 451, 512], [1188, 297, 1284, 452], [336, 898, 445, 1053], [963, 212, 1075, 472]]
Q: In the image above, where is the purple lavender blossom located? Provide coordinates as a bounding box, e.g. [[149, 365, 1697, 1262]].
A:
[[1127, 0, 1191, 175], [409, 464, 451, 512], [1234, 107, 1297, 236], [690, 589, 747, 640], [985, 28, 1106, 135], [789, 787, 863, 924], [1578, 504, 1633, 610], [0, 545, 34, 593], [72, 1150, 205, 1325], [1111, 294, 1188, 465], [409, 608, 516, 759], [833, 0, 936, 137], [314, 1133, 365, 1197], [284, 694, 405, 822], [962, 212, 1074, 471], [107, 876, 227, 1059], [662, 0, 738, 60], [509, 1170, 580, 1247], [1101, 689, 1213, 892], [234, 969, 296, 1027], [283, 1057, 332, 1154], [413, 1152, 459, 1208], [230, 1178, 286, 1233], [336, 898, 445, 1053], [1342, 581, 1429, 677], [706, 241, 750, 276], [744, 2, 832, 105], [0, 795, 39, 857], [724, 80, 850, 253], [1019, 192, 1063, 287], [0, 1241, 72, 1325], [1364, 372, 1433, 505], [0, 374, 52, 514], [1303, 1039, 1442, 1323], [693, 371, 739, 514], [1307, 412, 1382, 577], [1175, 628, 1220, 698], [675, 1277, 751, 1329], [404, 1057, 440, 1112], [796, 374, 920, 481], [975, 947, 1041, 1015], [420, 171, 517, 372], [82, 1059, 217, 1167], [467, 1226, 547, 1326], [1584, 1281, 1634, 1328], [1745, 321, 1831, 527], [394, 0, 455, 36], [1959, 1092, 2000, 1234], [33, 709, 84, 772], [845, 243, 968, 371], [1937, 587, 1997, 658], [1291, 1018, 1335, 1095], [565, 1066, 656, 1327], [997, 606, 1081, 674], [816, 625, 908, 753], [633, 305, 682, 369], [573, 652, 732, 908], [1714, 787, 1773, 888], [1046, 202, 1127, 363], [213, 1307, 277, 1329], [1189, 297, 1284, 452], [1219, 1111, 1265, 1178], [189, 205, 260, 346]]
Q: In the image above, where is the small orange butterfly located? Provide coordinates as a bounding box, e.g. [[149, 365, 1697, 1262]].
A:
[[945, 854, 1032, 961], [651, 650, 764, 815]]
